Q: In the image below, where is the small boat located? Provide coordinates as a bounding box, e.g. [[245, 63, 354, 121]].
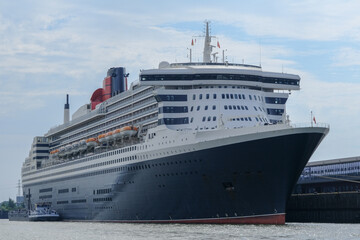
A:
[[58, 147, 66, 157], [112, 129, 121, 139], [28, 203, 60, 221], [65, 144, 72, 154], [121, 126, 138, 138], [71, 141, 79, 153], [98, 134, 106, 143], [105, 131, 113, 141], [78, 139, 87, 151], [86, 138, 98, 148], [9, 204, 60, 222]]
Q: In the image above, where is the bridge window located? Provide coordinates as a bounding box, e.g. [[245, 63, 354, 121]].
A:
[[158, 117, 189, 125], [155, 95, 187, 102], [159, 106, 188, 113], [267, 108, 284, 116], [265, 97, 288, 104]]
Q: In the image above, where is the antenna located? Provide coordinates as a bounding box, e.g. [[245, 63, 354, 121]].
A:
[[193, 20, 217, 63], [17, 179, 21, 196], [259, 39, 262, 67]]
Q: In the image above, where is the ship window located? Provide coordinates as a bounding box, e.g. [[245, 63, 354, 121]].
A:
[[213, 94, 217, 99], [193, 94, 196, 100], [226, 94, 229, 99], [207, 116, 211, 121], [255, 117, 259, 121], [205, 106, 208, 110], [202, 117, 206, 122], [159, 106, 188, 113], [238, 94, 242, 99], [233, 105, 236, 109], [190, 117, 194, 123], [267, 108, 284, 116], [230, 94, 234, 99], [190, 106, 193, 111], [254, 106, 257, 111], [241, 118, 244, 121], [237, 105, 240, 110], [197, 106, 200, 111], [199, 94, 203, 100], [235, 94, 238, 99], [212, 105, 216, 110], [229, 105, 232, 110], [241, 106, 245, 110], [249, 95, 252, 100], [213, 116, 216, 121], [265, 97, 287, 104], [245, 106, 248, 110], [222, 94, 225, 99], [242, 94, 245, 99], [206, 94, 209, 99], [254, 95, 257, 100], [224, 105, 228, 110]]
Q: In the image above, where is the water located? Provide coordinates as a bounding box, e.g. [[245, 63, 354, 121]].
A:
[[1, 220, 359, 240]]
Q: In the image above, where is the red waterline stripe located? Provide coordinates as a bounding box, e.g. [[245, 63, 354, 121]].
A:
[[67, 213, 285, 225]]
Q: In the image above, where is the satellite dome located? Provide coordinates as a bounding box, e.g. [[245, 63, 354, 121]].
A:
[[158, 61, 170, 69]]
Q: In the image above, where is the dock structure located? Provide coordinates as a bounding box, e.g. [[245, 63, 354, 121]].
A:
[[286, 156, 360, 223]]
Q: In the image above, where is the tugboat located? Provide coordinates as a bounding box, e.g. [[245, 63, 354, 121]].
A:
[[9, 190, 60, 221], [28, 203, 60, 221]]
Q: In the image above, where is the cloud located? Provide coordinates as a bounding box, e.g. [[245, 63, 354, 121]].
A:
[[332, 47, 360, 66], [286, 71, 360, 160]]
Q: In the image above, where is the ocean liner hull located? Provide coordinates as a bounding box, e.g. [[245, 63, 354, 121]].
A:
[[24, 126, 328, 224]]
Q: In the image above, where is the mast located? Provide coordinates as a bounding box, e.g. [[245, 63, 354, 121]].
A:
[[203, 21, 212, 63]]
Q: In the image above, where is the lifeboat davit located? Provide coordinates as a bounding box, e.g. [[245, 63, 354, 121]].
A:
[[120, 126, 138, 138], [86, 138, 98, 148], [112, 129, 121, 139], [98, 134, 107, 143], [79, 139, 87, 151]]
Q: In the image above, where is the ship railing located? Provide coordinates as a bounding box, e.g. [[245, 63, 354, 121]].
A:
[[290, 122, 330, 129]]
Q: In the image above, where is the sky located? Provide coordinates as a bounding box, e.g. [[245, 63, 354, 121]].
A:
[[0, 0, 360, 202]]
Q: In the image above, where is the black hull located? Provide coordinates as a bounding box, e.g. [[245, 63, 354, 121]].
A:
[[25, 128, 327, 224]]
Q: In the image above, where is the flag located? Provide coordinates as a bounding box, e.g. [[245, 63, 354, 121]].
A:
[[217, 41, 220, 48], [313, 116, 316, 124], [191, 39, 194, 46]]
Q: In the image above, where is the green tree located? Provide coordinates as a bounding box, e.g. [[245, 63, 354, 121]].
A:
[[8, 198, 15, 210]]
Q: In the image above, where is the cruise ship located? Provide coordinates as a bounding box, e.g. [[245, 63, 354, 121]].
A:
[[21, 22, 329, 224]]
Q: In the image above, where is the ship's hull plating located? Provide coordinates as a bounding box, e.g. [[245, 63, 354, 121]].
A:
[[25, 127, 327, 224]]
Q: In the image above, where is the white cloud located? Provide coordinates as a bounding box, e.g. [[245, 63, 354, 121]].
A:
[[1, 0, 360, 201], [332, 47, 360, 66], [287, 71, 360, 160]]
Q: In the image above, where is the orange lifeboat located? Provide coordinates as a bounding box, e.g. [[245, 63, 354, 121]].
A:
[[105, 131, 113, 141], [98, 134, 107, 143], [86, 137, 98, 147], [120, 126, 138, 138], [112, 129, 121, 139]]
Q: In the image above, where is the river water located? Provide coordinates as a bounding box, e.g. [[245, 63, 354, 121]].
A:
[[0, 220, 359, 240]]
